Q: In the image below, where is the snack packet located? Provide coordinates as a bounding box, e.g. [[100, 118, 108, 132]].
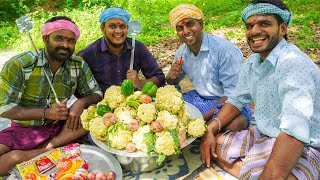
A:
[[53, 157, 84, 180], [16, 160, 39, 180], [35, 156, 55, 174], [60, 143, 81, 160], [46, 148, 63, 164]]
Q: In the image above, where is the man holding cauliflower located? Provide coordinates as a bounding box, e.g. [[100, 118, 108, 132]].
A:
[[167, 4, 251, 131], [0, 16, 103, 176]]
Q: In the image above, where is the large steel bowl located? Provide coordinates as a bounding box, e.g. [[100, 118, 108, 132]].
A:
[[92, 135, 196, 172], [91, 102, 202, 172]]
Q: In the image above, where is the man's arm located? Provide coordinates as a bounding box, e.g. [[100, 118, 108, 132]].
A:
[[1, 99, 69, 121], [166, 60, 183, 85], [127, 70, 162, 88], [203, 96, 228, 121], [259, 132, 304, 179], [67, 93, 102, 130], [200, 103, 241, 167]]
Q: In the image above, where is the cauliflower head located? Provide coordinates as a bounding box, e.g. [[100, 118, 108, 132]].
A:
[[156, 110, 179, 130], [114, 103, 137, 124], [187, 118, 207, 137], [154, 131, 177, 156], [177, 106, 190, 126], [104, 85, 125, 109], [108, 123, 133, 149], [89, 117, 108, 141], [155, 93, 184, 114], [80, 106, 97, 130], [132, 125, 151, 152], [156, 85, 181, 99], [137, 103, 156, 124]]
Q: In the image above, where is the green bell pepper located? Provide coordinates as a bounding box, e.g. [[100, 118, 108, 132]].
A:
[[141, 81, 158, 97], [121, 79, 134, 96], [97, 104, 112, 116]]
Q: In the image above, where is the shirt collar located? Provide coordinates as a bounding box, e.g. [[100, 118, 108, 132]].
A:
[[184, 32, 209, 57], [199, 32, 209, 52], [247, 39, 288, 67], [100, 37, 133, 53], [265, 39, 287, 66], [36, 49, 48, 67], [36, 48, 75, 69]]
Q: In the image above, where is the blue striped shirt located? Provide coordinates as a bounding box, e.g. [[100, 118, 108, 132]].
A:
[[171, 32, 243, 99]]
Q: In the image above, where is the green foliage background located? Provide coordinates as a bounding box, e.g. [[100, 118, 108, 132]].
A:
[[0, 0, 319, 53]]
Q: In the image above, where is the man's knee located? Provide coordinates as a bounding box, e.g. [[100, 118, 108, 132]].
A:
[[0, 144, 11, 156]]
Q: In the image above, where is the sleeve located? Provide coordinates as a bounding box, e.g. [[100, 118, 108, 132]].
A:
[[278, 58, 316, 144], [218, 45, 242, 96], [0, 59, 24, 114], [76, 60, 103, 98], [226, 62, 253, 111], [138, 43, 166, 86]]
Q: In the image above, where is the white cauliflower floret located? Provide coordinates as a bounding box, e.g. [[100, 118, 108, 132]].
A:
[[132, 125, 151, 152], [108, 124, 133, 149], [155, 86, 184, 114], [89, 117, 108, 141], [104, 86, 125, 109], [187, 118, 207, 137], [126, 91, 143, 101], [154, 131, 176, 156], [114, 103, 137, 124], [156, 110, 179, 130], [80, 106, 97, 130], [156, 85, 182, 99], [177, 106, 190, 126], [137, 103, 156, 124]]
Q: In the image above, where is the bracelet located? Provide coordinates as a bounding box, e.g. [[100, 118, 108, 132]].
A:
[[43, 108, 46, 119], [213, 117, 221, 133]]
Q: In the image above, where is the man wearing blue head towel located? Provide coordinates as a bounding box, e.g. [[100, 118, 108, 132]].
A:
[[77, 7, 165, 93], [200, 0, 320, 179]]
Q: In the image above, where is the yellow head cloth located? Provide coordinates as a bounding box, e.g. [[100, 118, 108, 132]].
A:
[[169, 4, 203, 28]]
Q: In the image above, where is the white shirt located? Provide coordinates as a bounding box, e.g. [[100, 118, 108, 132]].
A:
[[227, 39, 320, 147]]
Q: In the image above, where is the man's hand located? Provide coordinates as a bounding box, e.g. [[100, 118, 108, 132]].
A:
[[46, 98, 69, 121], [168, 60, 182, 80], [127, 70, 141, 88], [66, 99, 86, 131], [200, 129, 217, 167]]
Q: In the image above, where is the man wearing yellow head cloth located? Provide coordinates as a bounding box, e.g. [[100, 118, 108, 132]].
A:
[[167, 4, 251, 131]]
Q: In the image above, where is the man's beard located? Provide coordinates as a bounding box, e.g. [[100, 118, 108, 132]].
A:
[[248, 28, 281, 54], [47, 46, 73, 62]]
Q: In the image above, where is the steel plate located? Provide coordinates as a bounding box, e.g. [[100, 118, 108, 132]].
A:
[[7, 144, 122, 180]]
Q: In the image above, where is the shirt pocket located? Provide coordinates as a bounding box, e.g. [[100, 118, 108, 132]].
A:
[[23, 77, 49, 102], [61, 79, 77, 98]]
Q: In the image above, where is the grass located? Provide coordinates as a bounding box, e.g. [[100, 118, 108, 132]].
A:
[[0, 0, 319, 54]]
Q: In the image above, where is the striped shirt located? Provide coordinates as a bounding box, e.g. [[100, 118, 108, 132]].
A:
[[170, 32, 243, 99], [77, 37, 166, 93], [0, 49, 102, 126]]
